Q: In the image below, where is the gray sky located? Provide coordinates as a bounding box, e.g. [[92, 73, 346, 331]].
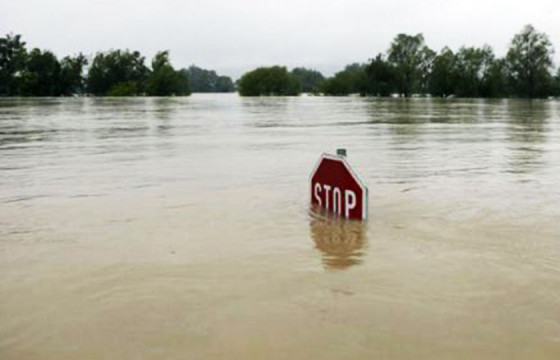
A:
[[2, 0, 559, 79]]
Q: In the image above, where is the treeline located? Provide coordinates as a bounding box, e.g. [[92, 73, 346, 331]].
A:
[[239, 25, 560, 98], [0, 34, 235, 96], [3, 25, 560, 98]]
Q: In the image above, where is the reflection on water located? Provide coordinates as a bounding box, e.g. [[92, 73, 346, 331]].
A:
[[309, 208, 367, 270], [154, 98, 176, 134], [0, 129, 57, 147], [505, 100, 549, 175], [153, 97, 176, 119], [241, 96, 293, 128], [0, 99, 64, 147]]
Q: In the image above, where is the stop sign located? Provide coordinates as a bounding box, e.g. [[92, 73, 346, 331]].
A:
[[310, 153, 368, 220]]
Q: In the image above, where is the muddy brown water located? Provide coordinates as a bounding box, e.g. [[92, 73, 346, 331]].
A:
[[1, 95, 559, 359]]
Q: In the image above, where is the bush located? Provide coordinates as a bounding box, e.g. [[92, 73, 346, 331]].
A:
[[238, 66, 301, 96], [107, 82, 138, 96]]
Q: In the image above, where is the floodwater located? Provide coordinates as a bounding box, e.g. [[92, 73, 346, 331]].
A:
[[1, 94, 559, 359]]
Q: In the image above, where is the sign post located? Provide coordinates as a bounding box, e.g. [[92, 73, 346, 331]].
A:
[[310, 150, 368, 220]]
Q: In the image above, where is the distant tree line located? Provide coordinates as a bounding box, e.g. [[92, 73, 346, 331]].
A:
[[187, 65, 235, 93], [85, 49, 191, 96], [0, 34, 89, 96], [0, 34, 235, 96], [239, 25, 560, 98], [2, 25, 560, 98]]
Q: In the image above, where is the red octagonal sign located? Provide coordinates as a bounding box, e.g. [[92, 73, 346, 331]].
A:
[[310, 153, 368, 220]]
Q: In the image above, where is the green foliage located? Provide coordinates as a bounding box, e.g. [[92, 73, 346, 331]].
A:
[[146, 51, 190, 96], [0, 33, 27, 95], [107, 81, 138, 96], [322, 63, 367, 96], [238, 66, 301, 96], [20, 48, 61, 96], [428, 47, 457, 97], [453, 46, 494, 97], [187, 65, 234, 92], [215, 76, 234, 92], [480, 58, 509, 98], [506, 24, 554, 98], [59, 54, 88, 95], [321, 76, 350, 96], [428, 46, 509, 98], [2, 27, 559, 99], [87, 50, 149, 96], [0, 33, 89, 96], [87, 49, 189, 96], [387, 33, 433, 97], [552, 68, 560, 97], [176, 69, 192, 95], [291, 67, 325, 94], [364, 54, 396, 96], [418, 47, 435, 94]]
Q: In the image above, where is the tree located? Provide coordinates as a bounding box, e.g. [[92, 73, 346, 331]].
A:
[[480, 58, 509, 98], [87, 49, 149, 96], [552, 68, 560, 97], [59, 53, 88, 95], [176, 69, 192, 95], [454, 46, 494, 97], [146, 51, 190, 96], [387, 33, 433, 97], [291, 67, 325, 94], [506, 24, 554, 98], [428, 47, 457, 97], [418, 47, 435, 94], [20, 48, 61, 96], [186, 65, 234, 92], [0, 33, 27, 95], [215, 75, 234, 92], [238, 66, 301, 96], [187, 65, 212, 92], [107, 82, 139, 96], [364, 54, 396, 96], [322, 63, 367, 96]]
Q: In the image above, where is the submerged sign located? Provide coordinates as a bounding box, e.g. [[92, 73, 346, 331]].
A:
[[310, 152, 368, 220]]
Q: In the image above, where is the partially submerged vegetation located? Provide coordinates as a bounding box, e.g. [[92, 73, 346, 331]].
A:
[[186, 65, 235, 93], [238, 66, 301, 96], [86, 50, 190, 96], [237, 66, 326, 96], [0, 36, 234, 97], [239, 25, 560, 98], [1, 24, 559, 98]]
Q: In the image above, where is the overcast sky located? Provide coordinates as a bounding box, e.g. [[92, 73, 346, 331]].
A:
[[2, 0, 559, 79]]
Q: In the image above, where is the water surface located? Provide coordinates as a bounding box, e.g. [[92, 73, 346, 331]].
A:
[[1, 95, 559, 359]]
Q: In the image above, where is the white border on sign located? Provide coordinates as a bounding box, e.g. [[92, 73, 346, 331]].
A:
[[309, 153, 369, 220]]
